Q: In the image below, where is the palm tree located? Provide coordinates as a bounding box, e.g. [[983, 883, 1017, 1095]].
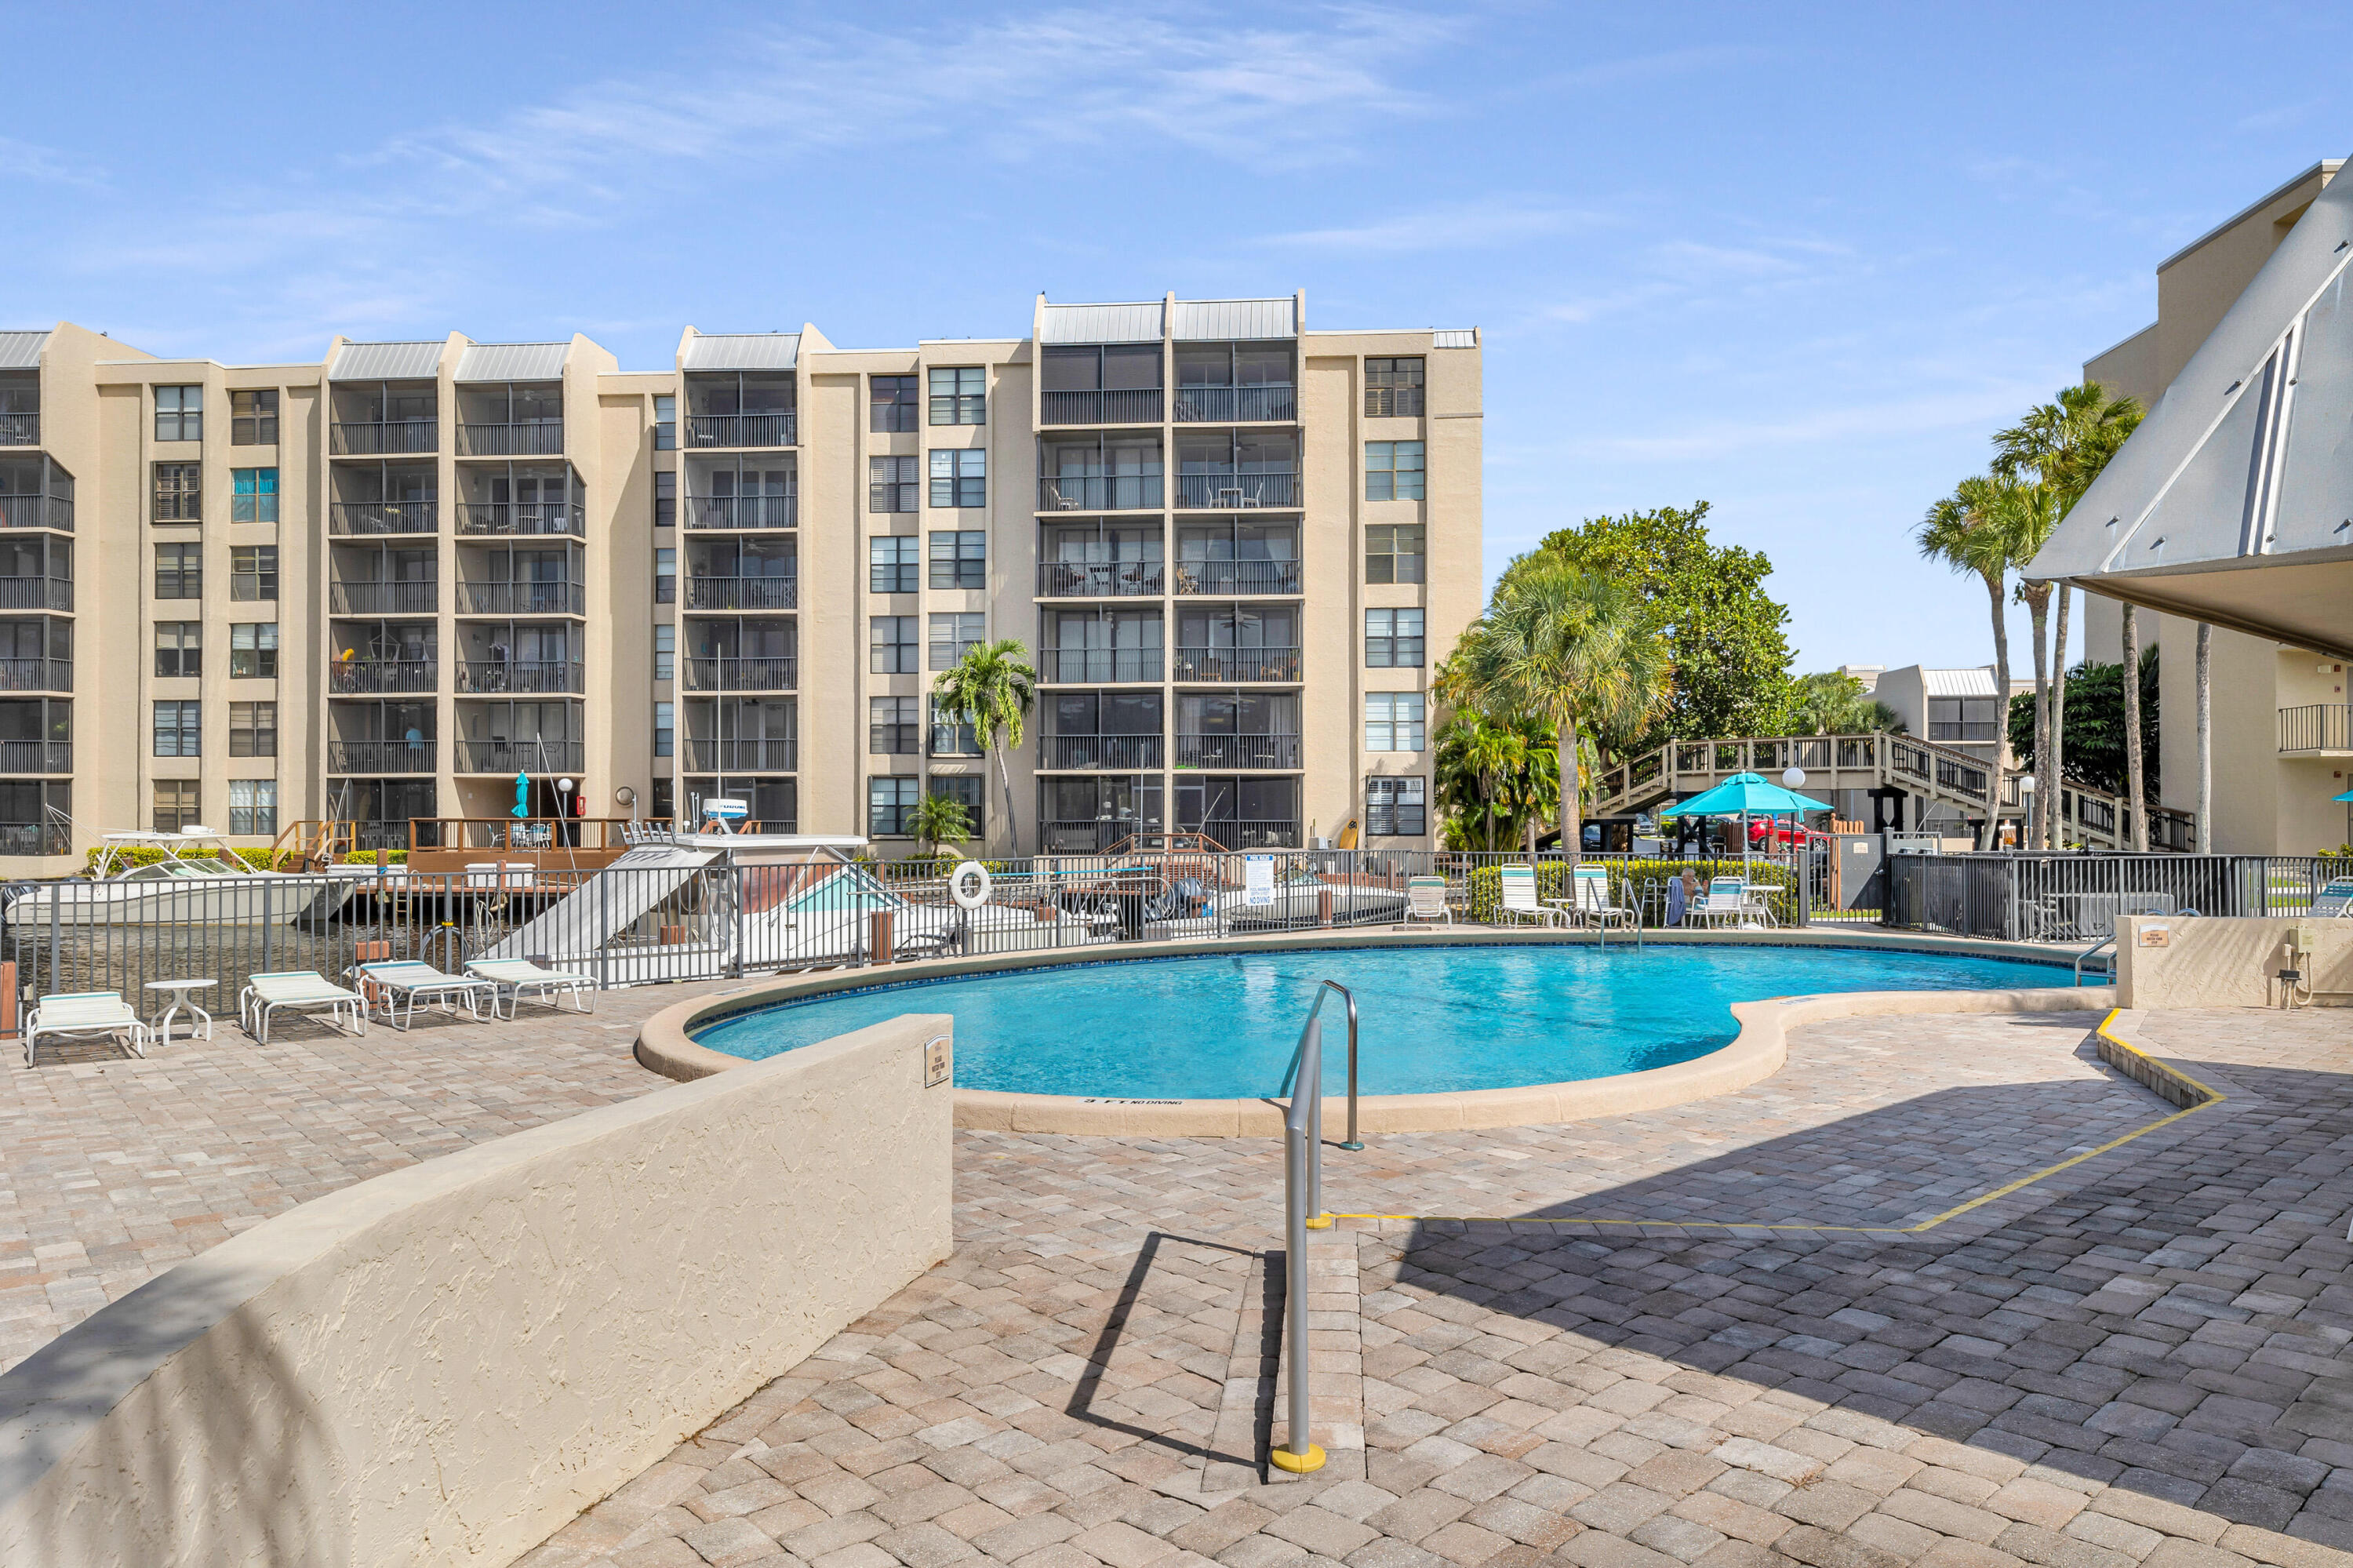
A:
[[1446, 557, 1668, 859], [1787, 671, 1904, 735], [1434, 708, 1527, 851], [909, 791, 972, 864], [1918, 481, 2020, 847], [932, 639, 1037, 856]]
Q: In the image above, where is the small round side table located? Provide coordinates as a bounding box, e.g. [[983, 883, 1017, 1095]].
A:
[[145, 980, 214, 1045]]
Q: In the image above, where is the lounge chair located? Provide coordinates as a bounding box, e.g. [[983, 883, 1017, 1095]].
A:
[[465, 958, 597, 1017], [1403, 874, 1451, 926], [1562, 864, 1638, 931], [24, 991, 151, 1066], [347, 959, 497, 1031], [240, 970, 369, 1044], [2311, 877, 2353, 918], [1689, 877, 1749, 929], [1495, 864, 1565, 928]]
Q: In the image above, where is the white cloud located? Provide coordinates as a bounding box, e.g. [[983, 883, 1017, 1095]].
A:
[[1260, 197, 1610, 253], [0, 136, 98, 187]]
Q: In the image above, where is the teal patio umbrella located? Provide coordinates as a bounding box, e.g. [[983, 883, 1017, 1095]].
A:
[[513, 771, 531, 820], [1664, 772, 1831, 874], [2334, 784, 2353, 846]]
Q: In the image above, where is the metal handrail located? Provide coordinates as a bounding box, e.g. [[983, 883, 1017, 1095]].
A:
[[1278, 978, 1360, 1161], [1273, 990, 1331, 1476], [2075, 932, 2115, 985]]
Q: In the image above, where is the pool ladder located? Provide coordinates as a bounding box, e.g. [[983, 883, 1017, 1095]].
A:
[[1271, 978, 1356, 1476]]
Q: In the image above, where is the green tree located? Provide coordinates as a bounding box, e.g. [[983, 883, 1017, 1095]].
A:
[[931, 639, 1037, 855], [909, 791, 973, 864], [2006, 646, 2159, 801], [1787, 671, 1904, 736], [1528, 502, 1796, 744], [1432, 707, 1526, 853], [1917, 478, 2021, 848]]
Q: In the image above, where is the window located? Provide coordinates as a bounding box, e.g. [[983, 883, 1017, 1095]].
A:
[[153, 462, 202, 522], [1928, 697, 2001, 744], [929, 367, 985, 426], [155, 622, 201, 678], [871, 615, 918, 674], [869, 537, 918, 595], [1365, 693, 1427, 752], [655, 547, 676, 604], [930, 530, 986, 590], [653, 395, 676, 451], [229, 700, 277, 758], [654, 701, 674, 759], [1365, 608, 1424, 668], [155, 385, 202, 442], [871, 696, 919, 755], [1366, 777, 1427, 836], [152, 779, 199, 835], [231, 389, 278, 445], [868, 455, 919, 513], [153, 700, 201, 758], [230, 545, 278, 601], [1366, 441, 1425, 502], [871, 375, 918, 434], [930, 696, 980, 756], [1364, 358, 1425, 418], [653, 624, 675, 681], [867, 776, 919, 836], [929, 449, 985, 508], [229, 780, 278, 836], [929, 612, 984, 670], [654, 470, 675, 528], [231, 467, 278, 522], [930, 774, 984, 836], [155, 543, 202, 599], [230, 623, 278, 678], [651, 777, 674, 820], [1366, 523, 1426, 584]]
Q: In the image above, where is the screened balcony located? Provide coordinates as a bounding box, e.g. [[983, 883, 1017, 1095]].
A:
[[1036, 521, 1162, 597], [456, 624, 581, 693], [1173, 342, 1295, 423], [1175, 690, 1300, 769], [1173, 604, 1300, 682], [0, 699, 70, 774], [1040, 691, 1162, 770], [1175, 431, 1297, 508], [682, 698, 798, 772], [330, 464, 438, 535], [0, 456, 71, 530], [331, 625, 437, 695], [328, 704, 437, 776], [686, 459, 797, 529], [454, 701, 580, 773], [1175, 774, 1299, 849], [0, 618, 69, 692], [456, 382, 565, 457], [1174, 519, 1299, 595], [456, 463, 583, 537], [330, 383, 438, 455], [686, 537, 797, 609], [1040, 343, 1163, 427], [0, 533, 70, 612], [1038, 607, 1162, 684], [686, 371, 796, 449], [1038, 775, 1164, 853], [0, 373, 35, 447], [330, 545, 437, 616], [459, 544, 584, 616], [1038, 436, 1162, 512], [683, 619, 796, 691], [0, 781, 71, 857]]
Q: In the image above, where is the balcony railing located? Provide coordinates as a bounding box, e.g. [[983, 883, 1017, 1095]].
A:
[[0, 740, 70, 773], [1173, 647, 1300, 682], [1042, 389, 1164, 426], [0, 495, 72, 530], [686, 576, 798, 611], [682, 656, 797, 691], [682, 738, 798, 771], [456, 660, 584, 694], [1039, 819, 1164, 854], [331, 659, 437, 694], [686, 496, 798, 529], [1038, 476, 1162, 512], [330, 420, 438, 456], [1175, 472, 1298, 509], [0, 413, 37, 446], [1036, 560, 1164, 598], [459, 581, 586, 616], [0, 659, 69, 691], [456, 421, 565, 457], [2280, 704, 2353, 753], [0, 577, 71, 612], [1174, 384, 1297, 422], [1173, 559, 1300, 595], [0, 822, 70, 857], [331, 580, 438, 616], [328, 739, 437, 774], [1186, 818, 1300, 849], [455, 502, 584, 537], [455, 738, 583, 773], [1041, 734, 1163, 769], [686, 413, 797, 449], [1038, 648, 1162, 683], [330, 500, 438, 536], [1174, 734, 1302, 769]]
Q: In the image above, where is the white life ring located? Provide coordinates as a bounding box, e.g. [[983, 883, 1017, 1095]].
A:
[[949, 860, 993, 910]]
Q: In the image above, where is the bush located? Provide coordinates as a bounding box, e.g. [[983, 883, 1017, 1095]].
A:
[[1464, 858, 1798, 924], [336, 849, 409, 866]]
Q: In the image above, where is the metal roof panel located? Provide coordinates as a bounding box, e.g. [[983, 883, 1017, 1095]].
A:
[[1172, 298, 1297, 340], [0, 331, 50, 369], [682, 333, 800, 370], [1920, 667, 2000, 697], [456, 341, 569, 381], [329, 340, 445, 380], [1039, 302, 1165, 344]]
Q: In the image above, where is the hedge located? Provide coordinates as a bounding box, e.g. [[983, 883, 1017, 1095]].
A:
[[336, 849, 410, 866], [1463, 859, 1798, 924], [82, 845, 303, 877]]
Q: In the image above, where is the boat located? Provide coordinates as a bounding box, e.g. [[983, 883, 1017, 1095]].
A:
[[2, 830, 362, 928]]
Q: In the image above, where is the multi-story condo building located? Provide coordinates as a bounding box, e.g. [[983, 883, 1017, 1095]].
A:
[[0, 296, 1482, 873]]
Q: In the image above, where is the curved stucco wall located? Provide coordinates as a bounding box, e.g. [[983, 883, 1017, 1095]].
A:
[[0, 1014, 955, 1568]]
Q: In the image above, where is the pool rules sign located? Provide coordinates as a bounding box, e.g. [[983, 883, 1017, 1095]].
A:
[[1245, 855, 1276, 908], [925, 1034, 951, 1088]]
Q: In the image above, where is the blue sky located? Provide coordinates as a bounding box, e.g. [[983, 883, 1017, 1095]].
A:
[[3, 2, 2347, 675]]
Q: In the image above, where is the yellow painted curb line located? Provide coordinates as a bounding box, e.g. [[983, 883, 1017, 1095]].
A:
[[1330, 1010, 2221, 1238]]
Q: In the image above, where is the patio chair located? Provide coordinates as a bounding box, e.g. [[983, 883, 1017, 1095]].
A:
[[1737, 881, 1780, 929], [1689, 877, 1749, 929], [464, 958, 597, 1018], [1562, 864, 1638, 931], [1495, 864, 1565, 928], [240, 970, 369, 1044], [1403, 874, 1451, 926], [24, 991, 151, 1066], [2311, 877, 2353, 918], [347, 959, 497, 1031]]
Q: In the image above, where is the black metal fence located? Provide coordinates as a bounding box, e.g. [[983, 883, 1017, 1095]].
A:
[[1882, 852, 2353, 941]]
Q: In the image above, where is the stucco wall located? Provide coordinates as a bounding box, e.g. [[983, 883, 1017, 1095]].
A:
[[2118, 914, 2353, 1008], [0, 1014, 954, 1567]]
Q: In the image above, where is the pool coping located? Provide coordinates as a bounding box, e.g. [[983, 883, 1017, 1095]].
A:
[[635, 926, 2110, 1135]]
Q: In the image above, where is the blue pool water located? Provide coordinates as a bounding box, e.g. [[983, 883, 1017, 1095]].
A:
[[691, 944, 2093, 1099]]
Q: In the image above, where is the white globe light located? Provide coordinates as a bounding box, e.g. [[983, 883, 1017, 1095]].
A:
[[558, 777, 576, 791], [1782, 767, 1806, 789]]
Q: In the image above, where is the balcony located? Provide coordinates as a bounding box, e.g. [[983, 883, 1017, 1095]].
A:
[[456, 502, 584, 538], [459, 581, 586, 616], [1174, 385, 1296, 423], [330, 420, 437, 456], [686, 413, 796, 449], [456, 660, 584, 695], [1173, 559, 1300, 595], [328, 739, 436, 774], [1036, 560, 1164, 598], [1037, 475, 1162, 512], [455, 738, 583, 773], [456, 421, 564, 457], [2279, 704, 2353, 754], [1175, 734, 1301, 769], [1175, 472, 1298, 509], [330, 501, 438, 537], [686, 576, 798, 611], [0, 659, 68, 691], [1038, 648, 1162, 683], [682, 657, 797, 692], [0, 822, 69, 857], [0, 413, 36, 446], [0, 740, 69, 772], [1042, 389, 1164, 427], [332, 660, 437, 695], [686, 496, 798, 529], [331, 580, 438, 616], [0, 577, 70, 612], [0, 495, 71, 530], [1173, 647, 1300, 682], [1041, 734, 1162, 770], [682, 738, 798, 771]]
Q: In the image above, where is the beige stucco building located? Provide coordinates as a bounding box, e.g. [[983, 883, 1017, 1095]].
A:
[[0, 297, 1482, 874]]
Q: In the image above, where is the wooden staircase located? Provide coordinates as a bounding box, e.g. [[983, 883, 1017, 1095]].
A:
[[272, 819, 356, 871]]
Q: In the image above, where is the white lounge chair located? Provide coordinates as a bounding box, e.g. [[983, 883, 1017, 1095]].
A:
[[1403, 874, 1451, 926], [1563, 864, 1638, 931], [1689, 877, 1749, 929], [1495, 864, 1565, 927], [2310, 877, 2353, 918], [240, 970, 369, 1044], [24, 991, 151, 1066], [347, 959, 496, 1031], [465, 958, 596, 1017]]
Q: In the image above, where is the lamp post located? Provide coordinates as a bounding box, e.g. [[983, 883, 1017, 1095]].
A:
[[557, 776, 575, 846]]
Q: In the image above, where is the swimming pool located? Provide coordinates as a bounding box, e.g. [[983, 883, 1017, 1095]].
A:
[[690, 944, 2090, 1099]]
